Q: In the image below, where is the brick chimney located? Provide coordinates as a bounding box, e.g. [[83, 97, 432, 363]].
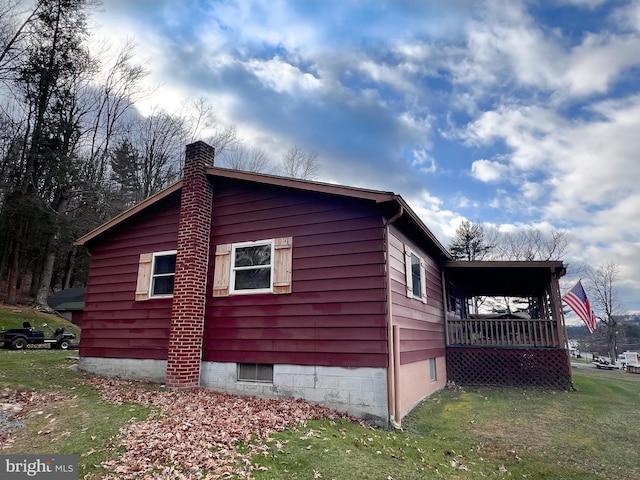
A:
[[166, 141, 214, 388]]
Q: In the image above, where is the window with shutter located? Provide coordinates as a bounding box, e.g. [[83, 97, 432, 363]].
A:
[[404, 245, 428, 304], [213, 237, 293, 297], [135, 250, 177, 301]]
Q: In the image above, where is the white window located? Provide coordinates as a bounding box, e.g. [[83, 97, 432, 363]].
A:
[[135, 250, 177, 301], [212, 237, 293, 297], [404, 245, 427, 303], [230, 240, 274, 294], [429, 358, 437, 381], [150, 251, 177, 297]]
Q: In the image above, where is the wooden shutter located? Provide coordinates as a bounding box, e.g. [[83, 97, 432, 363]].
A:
[[273, 236, 293, 294], [404, 244, 413, 298], [420, 258, 428, 304], [135, 253, 153, 301], [212, 243, 232, 297]]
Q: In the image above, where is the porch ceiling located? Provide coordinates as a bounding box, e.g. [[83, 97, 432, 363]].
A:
[[443, 261, 566, 297]]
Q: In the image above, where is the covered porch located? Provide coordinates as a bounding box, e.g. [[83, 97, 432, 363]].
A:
[[442, 261, 572, 389]]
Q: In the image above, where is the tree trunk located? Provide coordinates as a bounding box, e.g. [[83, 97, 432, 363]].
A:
[[63, 245, 77, 289], [6, 242, 21, 305], [33, 192, 70, 311], [608, 328, 618, 365]]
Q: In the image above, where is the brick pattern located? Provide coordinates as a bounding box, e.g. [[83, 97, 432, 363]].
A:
[[166, 142, 214, 388]]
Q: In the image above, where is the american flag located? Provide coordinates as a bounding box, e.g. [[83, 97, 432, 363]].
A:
[[562, 280, 596, 334]]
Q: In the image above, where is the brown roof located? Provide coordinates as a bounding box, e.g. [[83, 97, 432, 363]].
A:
[[75, 167, 451, 260]]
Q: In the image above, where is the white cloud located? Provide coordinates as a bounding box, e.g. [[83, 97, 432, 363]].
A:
[[563, 33, 640, 96], [470, 159, 507, 182], [451, 0, 640, 101], [244, 56, 323, 95], [411, 149, 437, 173], [357, 60, 415, 94]]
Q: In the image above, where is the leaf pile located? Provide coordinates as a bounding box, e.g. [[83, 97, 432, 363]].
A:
[[85, 377, 350, 479]]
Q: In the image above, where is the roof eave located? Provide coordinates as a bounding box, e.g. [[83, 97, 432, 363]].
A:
[[391, 195, 452, 261], [206, 166, 397, 203]]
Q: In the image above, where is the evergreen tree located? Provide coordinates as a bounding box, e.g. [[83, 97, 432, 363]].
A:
[[449, 220, 492, 261]]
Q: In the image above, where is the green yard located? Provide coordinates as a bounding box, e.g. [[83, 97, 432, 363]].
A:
[[1, 307, 639, 479]]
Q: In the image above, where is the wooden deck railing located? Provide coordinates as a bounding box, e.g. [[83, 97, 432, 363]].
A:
[[446, 317, 561, 348]]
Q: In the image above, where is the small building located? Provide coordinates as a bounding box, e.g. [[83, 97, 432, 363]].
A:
[[47, 287, 86, 326], [75, 142, 571, 426]]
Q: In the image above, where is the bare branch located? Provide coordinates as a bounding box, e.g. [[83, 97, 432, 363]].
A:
[[279, 145, 320, 179]]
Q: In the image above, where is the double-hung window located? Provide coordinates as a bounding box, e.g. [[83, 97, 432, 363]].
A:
[[213, 237, 293, 297], [135, 250, 177, 300], [151, 251, 177, 297], [230, 240, 274, 294]]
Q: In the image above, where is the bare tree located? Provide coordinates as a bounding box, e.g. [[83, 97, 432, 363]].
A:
[[585, 261, 624, 364], [185, 96, 238, 160], [81, 38, 146, 185], [493, 227, 567, 261], [0, 0, 44, 82], [220, 146, 272, 173], [127, 107, 186, 199], [279, 145, 319, 179]]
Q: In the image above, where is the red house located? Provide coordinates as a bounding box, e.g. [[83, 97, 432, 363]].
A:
[[75, 142, 571, 426]]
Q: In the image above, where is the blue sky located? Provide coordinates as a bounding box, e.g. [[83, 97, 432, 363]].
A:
[[91, 0, 640, 318]]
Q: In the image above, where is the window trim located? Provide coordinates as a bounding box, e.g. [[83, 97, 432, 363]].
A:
[[410, 253, 422, 301], [229, 239, 275, 295], [149, 250, 177, 298], [429, 357, 437, 382], [404, 244, 427, 304]]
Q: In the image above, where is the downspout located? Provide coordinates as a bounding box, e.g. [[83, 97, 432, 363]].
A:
[[384, 205, 403, 428]]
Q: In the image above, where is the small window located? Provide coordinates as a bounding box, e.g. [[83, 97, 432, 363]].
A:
[[231, 240, 274, 294], [429, 358, 437, 382], [404, 245, 427, 303], [411, 254, 422, 300], [238, 363, 273, 383], [151, 251, 176, 297]]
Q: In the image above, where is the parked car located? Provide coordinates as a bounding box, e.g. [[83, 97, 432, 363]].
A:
[[0, 322, 75, 350]]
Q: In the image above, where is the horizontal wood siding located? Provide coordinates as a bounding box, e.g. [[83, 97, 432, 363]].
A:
[[79, 193, 181, 359], [389, 226, 445, 365], [203, 178, 387, 368]]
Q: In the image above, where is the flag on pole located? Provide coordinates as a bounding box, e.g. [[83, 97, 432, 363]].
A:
[[562, 280, 596, 333]]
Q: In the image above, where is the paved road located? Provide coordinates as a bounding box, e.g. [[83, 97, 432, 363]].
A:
[[571, 362, 622, 371]]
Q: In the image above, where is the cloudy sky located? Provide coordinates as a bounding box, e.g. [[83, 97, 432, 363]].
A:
[[89, 0, 640, 318]]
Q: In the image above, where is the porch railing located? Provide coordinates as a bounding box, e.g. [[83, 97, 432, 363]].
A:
[[446, 317, 561, 348]]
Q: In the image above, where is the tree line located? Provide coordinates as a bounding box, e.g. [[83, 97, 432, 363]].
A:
[[0, 0, 319, 309]]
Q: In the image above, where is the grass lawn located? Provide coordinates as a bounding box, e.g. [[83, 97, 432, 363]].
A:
[[1, 307, 639, 479], [247, 371, 640, 480]]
